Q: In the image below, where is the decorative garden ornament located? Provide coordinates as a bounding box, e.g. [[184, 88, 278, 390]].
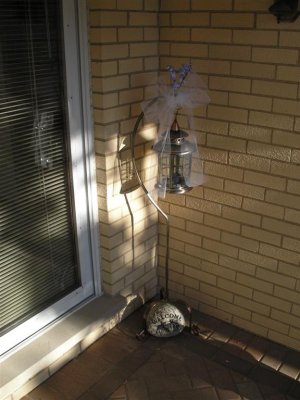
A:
[[118, 64, 210, 338]]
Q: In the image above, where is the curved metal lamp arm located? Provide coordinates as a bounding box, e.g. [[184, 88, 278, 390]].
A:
[[130, 110, 170, 300]]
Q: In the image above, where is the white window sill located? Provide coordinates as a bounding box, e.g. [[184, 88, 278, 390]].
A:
[[1, 294, 128, 400]]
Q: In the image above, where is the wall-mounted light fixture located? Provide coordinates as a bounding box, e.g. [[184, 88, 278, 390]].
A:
[[269, 0, 300, 23], [118, 65, 210, 338]]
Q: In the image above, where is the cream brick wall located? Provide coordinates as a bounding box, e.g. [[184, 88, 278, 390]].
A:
[[88, 0, 159, 302], [87, 0, 300, 352], [158, 1, 300, 351]]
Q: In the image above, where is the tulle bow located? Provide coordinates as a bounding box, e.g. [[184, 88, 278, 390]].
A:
[[142, 69, 210, 133]]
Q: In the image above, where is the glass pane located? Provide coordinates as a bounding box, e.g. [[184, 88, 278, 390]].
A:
[[0, 0, 80, 334]]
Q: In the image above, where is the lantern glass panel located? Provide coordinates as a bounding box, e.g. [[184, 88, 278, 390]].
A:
[[158, 151, 193, 193]]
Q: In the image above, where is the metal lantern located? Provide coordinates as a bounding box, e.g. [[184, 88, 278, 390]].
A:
[[153, 119, 197, 194]]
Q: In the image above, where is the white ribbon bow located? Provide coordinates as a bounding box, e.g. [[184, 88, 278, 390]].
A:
[[142, 72, 210, 133]]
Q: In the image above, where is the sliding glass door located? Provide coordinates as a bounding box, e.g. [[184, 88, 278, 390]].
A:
[[0, 0, 97, 356]]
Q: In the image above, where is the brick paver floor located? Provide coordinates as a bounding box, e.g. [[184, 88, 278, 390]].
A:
[[22, 305, 300, 400]]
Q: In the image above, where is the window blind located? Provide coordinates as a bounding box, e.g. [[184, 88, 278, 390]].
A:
[[0, 0, 79, 334]]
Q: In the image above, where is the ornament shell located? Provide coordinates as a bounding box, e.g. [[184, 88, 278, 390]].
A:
[[145, 300, 185, 338]]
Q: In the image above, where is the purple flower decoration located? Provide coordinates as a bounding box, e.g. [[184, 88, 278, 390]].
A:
[[167, 64, 192, 95]]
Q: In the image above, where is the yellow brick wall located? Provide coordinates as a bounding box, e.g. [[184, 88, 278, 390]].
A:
[[88, 0, 300, 351], [159, 0, 300, 351], [88, 0, 159, 302]]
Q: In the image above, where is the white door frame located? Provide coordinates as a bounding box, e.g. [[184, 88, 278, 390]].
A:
[[0, 0, 101, 358]]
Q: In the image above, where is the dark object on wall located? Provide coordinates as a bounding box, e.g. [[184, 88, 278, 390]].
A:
[[269, 0, 300, 23]]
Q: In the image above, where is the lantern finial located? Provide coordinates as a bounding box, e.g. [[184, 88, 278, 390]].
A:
[[171, 117, 179, 132]]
